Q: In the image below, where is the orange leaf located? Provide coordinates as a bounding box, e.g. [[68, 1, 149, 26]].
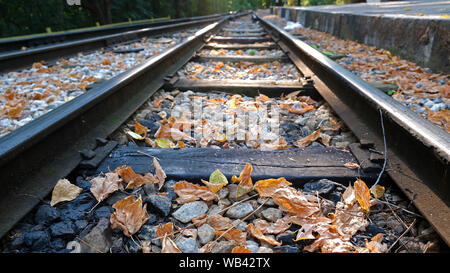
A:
[[215, 228, 247, 245], [207, 214, 233, 231], [172, 180, 217, 204], [110, 195, 149, 237], [254, 177, 292, 198], [293, 130, 330, 147], [354, 179, 371, 212], [246, 223, 281, 246], [288, 105, 314, 115], [114, 166, 157, 189], [344, 162, 360, 169], [134, 120, 149, 137], [232, 246, 252, 253], [156, 222, 174, 238], [365, 233, 387, 253], [231, 163, 254, 198], [272, 187, 319, 218], [153, 157, 166, 190]]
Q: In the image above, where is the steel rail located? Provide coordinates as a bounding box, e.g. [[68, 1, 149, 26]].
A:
[[0, 16, 225, 73], [0, 13, 229, 53], [255, 13, 450, 246], [0, 14, 235, 239]]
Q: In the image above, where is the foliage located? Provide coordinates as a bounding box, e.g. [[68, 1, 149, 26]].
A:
[[0, 0, 270, 39]]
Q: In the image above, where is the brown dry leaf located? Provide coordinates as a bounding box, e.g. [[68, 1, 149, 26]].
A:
[[50, 179, 83, 206], [134, 120, 149, 137], [231, 163, 253, 199], [272, 187, 319, 218], [207, 214, 233, 231], [354, 179, 371, 212], [173, 180, 218, 204], [288, 105, 314, 115], [156, 222, 174, 238], [155, 124, 196, 143], [110, 195, 149, 237], [365, 233, 387, 253], [344, 162, 360, 169], [215, 228, 247, 245], [254, 177, 292, 198], [153, 157, 166, 190], [192, 214, 208, 227], [293, 130, 330, 148], [246, 223, 281, 246], [115, 165, 157, 189], [232, 246, 252, 253], [161, 234, 182, 253], [253, 216, 292, 234], [90, 172, 124, 202]]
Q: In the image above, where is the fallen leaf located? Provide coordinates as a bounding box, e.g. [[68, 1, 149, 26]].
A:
[[90, 172, 124, 202], [110, 195, 149, 237], [272, 187, 319, 218], [232, 246, 252, 253], [246, 223, 281, 246], [153, 157, 166, 190], [156, 222, 174, 238], [173, 180, 218, 204], [254, 177, 292, 198], [155, 138, 174, 148], [365, 233, 387, 253], [50, 179, 83, 206], [344, 162, 360, 169], [207, 214, 233, 231], [293, 130, 330, 148], [231, 163, 253, 199], [202, 169, 228, 193], [161, 234, 182, 253], [126, 129, 145, 140], [370, 184, 385, 199], [215, 228, 247, 245], [253, 216, 292, 234], [115, 165, 156, 189], [134, 121, 149, 137], [354, 179, 371, 212], [192, 214, 208, 227]]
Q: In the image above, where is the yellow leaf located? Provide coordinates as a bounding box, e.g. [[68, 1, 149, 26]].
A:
[[155, 138, 174, 148], [370, 184, 385, 199], [354, 179, 371, 212], [50, 179, 82, 206], [254, 177, 292, 198], [441, 14, 449, 18], [202, 169, 228, 193], [126, 129, 145, 140]]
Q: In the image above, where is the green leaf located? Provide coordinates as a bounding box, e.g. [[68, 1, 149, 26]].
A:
[[155, 138, 173, 148], [311, 44, 318, 50], [209, 169, 228, 187], [322, 51, 335, 56]]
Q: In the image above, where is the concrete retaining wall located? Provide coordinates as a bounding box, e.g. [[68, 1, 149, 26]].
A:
[[272, 7, 450, 74]]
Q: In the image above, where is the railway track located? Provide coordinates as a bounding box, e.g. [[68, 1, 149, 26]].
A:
[[0, 12, 448, 253]]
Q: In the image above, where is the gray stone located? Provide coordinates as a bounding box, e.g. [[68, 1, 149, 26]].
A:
[[246, 240, 259, 253], [197, 224, 215, 245], [49, 221, 75, 237], [145, 195, 171, 217], [231, 220, 248, 231], [175, 237, 199, 253], [256, 246, 273, 253], [217, 187, 229, 199], [80, 218, 112, 253], [261, 208, 282, 222], [225, 202, 253, 219], [137, 225, 160, 246], [24, 231, 50, 250], [303, 179, 336, 196], [172, 201, 208, 223], [211, 240, 237, 253], [34, 204, 60, 224]]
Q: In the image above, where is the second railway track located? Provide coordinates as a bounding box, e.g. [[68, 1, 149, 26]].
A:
[[0, 12, 448, 253]]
